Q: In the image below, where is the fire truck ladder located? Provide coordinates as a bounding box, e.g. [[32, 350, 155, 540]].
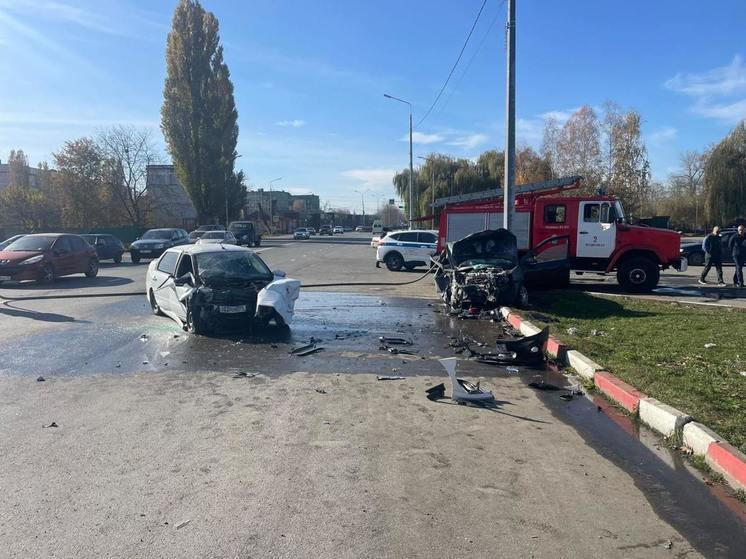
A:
[[432, 175, 583, 208]]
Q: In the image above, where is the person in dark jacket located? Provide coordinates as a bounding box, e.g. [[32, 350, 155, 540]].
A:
[[699, 226, 724, 285], [728, 225, 746, 287]]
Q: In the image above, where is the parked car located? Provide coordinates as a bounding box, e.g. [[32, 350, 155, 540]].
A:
[[146, 244, 300, 334], [228, 221, 262, 247], [196, 231, 238, 245], [293, 228, 310, 240], [129, 228, 189, 263], [318, 225, 333, 236], [355, 226, 364, 232], [343, 226, 353, 232], [375, 230, 439, 271], [187, 231, 204, 243], [333, 226, 344, 234], [0, 234, 25, 251], [0, 233, 98, 284], [307, 227, 316, 236], [81, 234, 125, 263], [680, 230, 737, 266]]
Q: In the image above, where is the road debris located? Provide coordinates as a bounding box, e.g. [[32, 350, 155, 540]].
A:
[[36, 376, 45, 382], [440, 357, 494, 403], [740, 372, 746, 377], [384, 347, 418, 355], [425, 383, 446, 401], [590, 329, 605, 337], [232, 371, 258, 379], [295, 347, 324, 357], [559, 394, 574, 401], [528, 380, 562, 391], [662, 540, 672, 550], [42, 422, 58, 428], [566, 327, 579, 336], [379, 336, 413, 346], [505, 367, 519, 374], [290, 342, 316, 354], [315, 388, 327, 394], [704, 343, 717, 349], [377, 375, 406, 381], [139, 334, 149, 342], [176, 520, 191, 530]]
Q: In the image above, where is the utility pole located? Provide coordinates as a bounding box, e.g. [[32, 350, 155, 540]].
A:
[[503, 0, 516, 231], [408, 111, 414, 229]]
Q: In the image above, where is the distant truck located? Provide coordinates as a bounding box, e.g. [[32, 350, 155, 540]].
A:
[[434, 176, 686, 292], [228, 221, 261, 247]]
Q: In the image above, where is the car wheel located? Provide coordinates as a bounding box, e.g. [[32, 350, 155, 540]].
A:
[[254, 239, 261, 247], [85, 258, 99, 278], [38, 264, 55, 284], [113, 254, 122, 264], [385, 252, 404, 271], [186, 308, 206, 335], [149, 289, 163, 316], [131, 252, 141, 264], [617, 256, 660, 292], [687, 251, 705, 266]]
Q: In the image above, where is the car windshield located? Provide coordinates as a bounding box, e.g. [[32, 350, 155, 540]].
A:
[[195, 251, 272, 285], [5, 236, 56, 252], [230, 223, 250, 230], [142, 230, 173, 240], [202, 231, 225, 239]]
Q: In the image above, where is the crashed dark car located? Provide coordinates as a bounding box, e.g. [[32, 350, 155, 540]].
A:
[[433, 228, 569, 311], [146, 244, 300, 334]]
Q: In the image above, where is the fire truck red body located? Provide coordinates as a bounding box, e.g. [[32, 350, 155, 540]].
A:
[[434, 176, 686, 292]]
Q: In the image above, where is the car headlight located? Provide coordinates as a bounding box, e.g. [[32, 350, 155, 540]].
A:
[[20, 255, 44, 265]]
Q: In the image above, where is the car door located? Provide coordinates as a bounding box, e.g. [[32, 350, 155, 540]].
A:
[[70, 236, 91, 272], [151, 251, 180, 314], [522, 235, 571, 273], [416, 232, 438, 262], [172, 253, 196, 321], [396, 231, 419, 262], [51, 236, 76, 275], [576, 202, 615, 259]]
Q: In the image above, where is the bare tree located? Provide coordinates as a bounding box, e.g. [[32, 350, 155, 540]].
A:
[[671, 150, 706, 228], [97, 125, 160, 228], [605, 110, 651, 218], [554, 106, 603, 192], [540, 116, 561, 178]]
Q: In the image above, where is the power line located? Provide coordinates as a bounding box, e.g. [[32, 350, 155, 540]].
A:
[[415, 0, 490, 129]]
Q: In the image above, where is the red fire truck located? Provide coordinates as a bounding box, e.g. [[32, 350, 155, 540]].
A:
[[433, 176, 687, 292]]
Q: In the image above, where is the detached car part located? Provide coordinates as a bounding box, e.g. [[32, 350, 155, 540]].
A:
[[439, 357, 495, 403]]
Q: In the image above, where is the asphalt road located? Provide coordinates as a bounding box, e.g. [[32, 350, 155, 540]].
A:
[[1, 233, 744, 558]]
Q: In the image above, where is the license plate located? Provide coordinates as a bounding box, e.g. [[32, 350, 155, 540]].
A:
[[219, 305, 247, 314], [0, 275, 11, 281]]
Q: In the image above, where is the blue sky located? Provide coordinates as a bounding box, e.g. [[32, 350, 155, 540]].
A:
[[1, 0, 745, 212]]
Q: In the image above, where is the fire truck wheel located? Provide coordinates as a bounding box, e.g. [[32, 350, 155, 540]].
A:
[[617, 257, 660, 292]]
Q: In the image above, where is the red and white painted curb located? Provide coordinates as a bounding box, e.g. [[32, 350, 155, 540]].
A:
[[501, 306, 746, 494]]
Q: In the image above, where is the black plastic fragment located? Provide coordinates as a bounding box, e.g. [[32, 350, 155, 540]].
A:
[[425, 383, 446, 400]]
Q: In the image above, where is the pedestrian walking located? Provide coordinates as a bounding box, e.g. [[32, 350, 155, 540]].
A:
[[698, 226, 725, 285], [728, 224, 746, 287]]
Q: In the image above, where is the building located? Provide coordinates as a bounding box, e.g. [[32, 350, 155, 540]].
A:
[[244, 189, 321, 233], [0, 160, 48, 193], [146, 165, 198, 230]]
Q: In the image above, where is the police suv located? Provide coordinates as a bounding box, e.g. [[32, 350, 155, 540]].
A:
[[375, 229, 439, 271]]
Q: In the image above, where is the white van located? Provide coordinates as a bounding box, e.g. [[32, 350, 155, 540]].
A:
[[371, 219, 383, 236]]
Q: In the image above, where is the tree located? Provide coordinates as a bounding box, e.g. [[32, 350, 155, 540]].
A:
[[554, 106, 603, 192], [704, 122, 746, 226], [515, 146, 552, 185], [605, 110, 651, 218], [53, 138, 110, 227], [7, 149, 30, 187], [0, 185, 53, 230], [540, 116, 561, 178], [97, 125, 160, 228], [161, 0, 241, 224]]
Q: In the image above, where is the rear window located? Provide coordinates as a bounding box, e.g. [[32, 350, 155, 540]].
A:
[[201, 231, 225, 239], [398, 232, 418, 242], [143, 229, 174, 240], [157, 251, 179, 275]]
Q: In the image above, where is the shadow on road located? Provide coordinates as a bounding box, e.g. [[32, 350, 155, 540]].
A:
[[532, 290, 654, 319], [0, 275, 134, 291], [0, 301, 84, 323]]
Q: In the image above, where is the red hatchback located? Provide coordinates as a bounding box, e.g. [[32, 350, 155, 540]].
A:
[[0, 233, 99, 284]]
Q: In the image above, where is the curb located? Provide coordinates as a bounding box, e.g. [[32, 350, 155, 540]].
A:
[[503, 306, 746, 496], [707, 442, 746, 493], [593, 371, 646, 414]]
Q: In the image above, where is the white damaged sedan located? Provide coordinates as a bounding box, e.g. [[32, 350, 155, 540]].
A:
[[146, 244, 300, 334]]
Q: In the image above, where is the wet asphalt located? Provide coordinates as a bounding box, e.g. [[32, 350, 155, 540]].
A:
[[1, 234, 744, 556]]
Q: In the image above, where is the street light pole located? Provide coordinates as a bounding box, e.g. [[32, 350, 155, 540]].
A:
[[354, 189, 371, 227], [225, 154, 242, 227], [418, 155, 436, 229], [268, 176, 282, 234], [503, 0, 516, 231], [384, 93, 414, 230]]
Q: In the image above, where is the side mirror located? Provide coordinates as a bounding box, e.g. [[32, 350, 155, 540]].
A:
[[274, 269, 286, 278], [174, 273, 194, 287]]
